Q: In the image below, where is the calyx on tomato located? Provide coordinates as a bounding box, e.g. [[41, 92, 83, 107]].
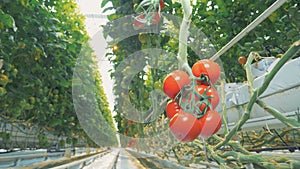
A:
[[177, 84, 219, 119], [192, 59, 221, 85], [196, 84, 220, 110]]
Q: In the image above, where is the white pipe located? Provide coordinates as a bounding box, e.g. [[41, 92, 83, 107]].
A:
[[210, 0, 288, 61]]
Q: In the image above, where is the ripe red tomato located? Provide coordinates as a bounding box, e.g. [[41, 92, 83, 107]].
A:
[[152, 12, 161, 24], [134, 12, 160, 28], [163, 70, 190, 99], [169, 110, 202, 142], [166, 100, 180, 119], [155, 0, 165, 10], [134, 15, 145, 28], [127, 138, 137, 147], [192, 59, 221, 84], [198, 110, 222, 139], [160, 0, 165, 10], [196, 84, 220, 109]]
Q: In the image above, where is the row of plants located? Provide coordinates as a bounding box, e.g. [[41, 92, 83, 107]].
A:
[[0, 0, 117, 148]]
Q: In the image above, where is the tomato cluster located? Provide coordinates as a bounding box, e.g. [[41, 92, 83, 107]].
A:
[[133, 0, 164, 28], [127, 138, 137, 147], [163, 60, 222, 142]]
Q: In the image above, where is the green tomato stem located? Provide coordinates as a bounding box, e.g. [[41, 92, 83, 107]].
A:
[[256, 99, 300, 128], [214, 40, 300, 150], [178, 0, 193, 76]]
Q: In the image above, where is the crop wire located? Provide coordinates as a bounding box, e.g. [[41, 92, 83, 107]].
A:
[[210, 0, 288, 61]]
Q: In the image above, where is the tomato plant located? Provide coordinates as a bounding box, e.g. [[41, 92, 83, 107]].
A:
[[198, 110, 222, 139], [163, 70, 190, 99], [104, 0, 300, 166], [192, 59, 221, 84], [169, 109, 202, 142], [166, 100, 180, 119]]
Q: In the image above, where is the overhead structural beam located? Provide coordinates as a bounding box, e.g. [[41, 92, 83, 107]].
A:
[[84, 13, 108, 19], [210, 0, 288, 61]]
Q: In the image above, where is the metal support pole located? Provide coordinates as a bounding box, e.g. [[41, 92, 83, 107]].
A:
[[210, 0, 288, 61]]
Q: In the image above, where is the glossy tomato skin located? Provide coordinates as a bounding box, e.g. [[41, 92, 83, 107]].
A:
[[159, 0, 165, 10], [152, 12, 161, 24], [134, 13, 160, 28], [198, 110, 222, 139], [169, 110, 202, 142], [166, 100, 181, 119], [134, 15, 145, 28], [196, 84, 220, 109], [192, 59, 221, 84], [163, 70, 190, 99], [238, 56, 247, 65]]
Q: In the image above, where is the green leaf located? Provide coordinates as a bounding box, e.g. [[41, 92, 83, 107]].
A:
[[103, 6, 114, 13], [268, 12, 277, 23], [20, 0, 29, 6], [0, 12, 17, 31], [216, 0, 226, 9], [101, 0, 110, 8]]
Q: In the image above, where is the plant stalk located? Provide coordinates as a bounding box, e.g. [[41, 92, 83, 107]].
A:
[[178, 0, 193, 75], [215, 40, 300, 149], [256, 99, 300, 128]]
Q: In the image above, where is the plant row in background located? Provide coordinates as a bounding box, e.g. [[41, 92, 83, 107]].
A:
[[0, 0, 117, 149]]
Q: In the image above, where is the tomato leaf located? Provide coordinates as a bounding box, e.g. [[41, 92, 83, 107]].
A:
[[102, 6, 114, 13], [0, 11, 17, 31], [101, 0, 110, 8]]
